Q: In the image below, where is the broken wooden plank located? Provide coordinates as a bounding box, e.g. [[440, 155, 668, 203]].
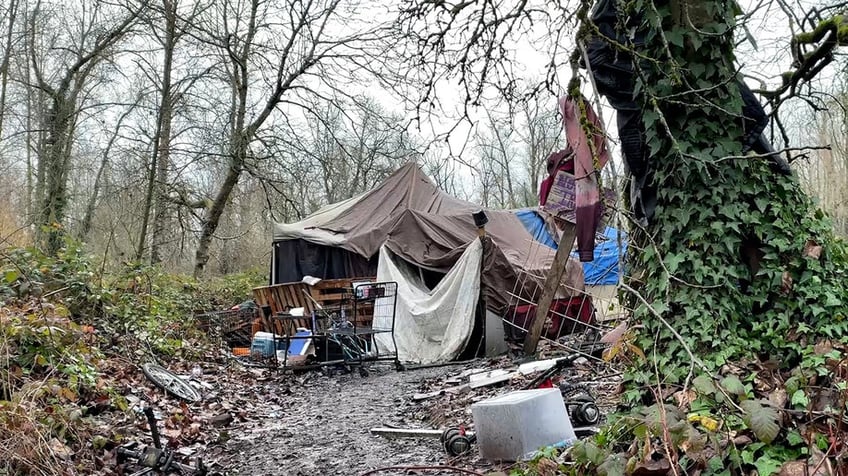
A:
[[524, 222, 578, 355], [468, 372, 516, 389], [412, 389, 445, 401]]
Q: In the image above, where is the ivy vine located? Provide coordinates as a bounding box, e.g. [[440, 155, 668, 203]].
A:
[[557, 1, 848, 474], [614, 0, 848, 394]]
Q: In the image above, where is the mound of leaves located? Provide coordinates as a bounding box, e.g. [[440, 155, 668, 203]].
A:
[[0, 299, 116, 474], [0, 240, 264, 474]]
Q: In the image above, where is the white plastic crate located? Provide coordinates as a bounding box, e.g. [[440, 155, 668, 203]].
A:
[[471, 388, 576, 461]]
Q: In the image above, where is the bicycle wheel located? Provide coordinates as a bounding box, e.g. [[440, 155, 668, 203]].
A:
[[142, 363, 201, 403]]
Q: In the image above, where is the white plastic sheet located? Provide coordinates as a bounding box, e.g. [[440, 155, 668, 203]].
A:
[[373, 239, 482, 364]]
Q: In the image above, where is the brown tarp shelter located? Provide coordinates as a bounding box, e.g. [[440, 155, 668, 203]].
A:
[[271, 162, 585, 313]]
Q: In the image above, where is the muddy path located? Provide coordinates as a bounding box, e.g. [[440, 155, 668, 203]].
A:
[[220, 364, 461, 476]]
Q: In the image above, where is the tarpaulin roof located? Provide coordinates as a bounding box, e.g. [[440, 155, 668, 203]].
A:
[[272, 162, 585, 310], [514, 210, 626, 286]]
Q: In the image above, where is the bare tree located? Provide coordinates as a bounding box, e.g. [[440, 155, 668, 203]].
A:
[[517, 96, 560, 206], [474, 109, 525, 208], [134, 0, 207, 263], [191, 0, 390, 276], [78, 103, 138, 240], [28, 0, 146, 254], [0, 0, 20, 146]]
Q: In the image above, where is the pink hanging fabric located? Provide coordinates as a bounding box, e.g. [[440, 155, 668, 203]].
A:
[[558, 95, 611, 262]]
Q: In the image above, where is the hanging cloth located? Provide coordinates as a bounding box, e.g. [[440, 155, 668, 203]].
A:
[[559, 95, 611, 262]]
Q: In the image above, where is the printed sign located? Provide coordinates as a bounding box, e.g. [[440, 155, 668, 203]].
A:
[[542, 170, 577, 223]]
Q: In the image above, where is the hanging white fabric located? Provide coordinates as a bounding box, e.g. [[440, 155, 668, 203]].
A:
[[373, 239, 482, 364]]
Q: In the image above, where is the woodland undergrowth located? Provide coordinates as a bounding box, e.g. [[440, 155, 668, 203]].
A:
[[0, 236, 261, 474]]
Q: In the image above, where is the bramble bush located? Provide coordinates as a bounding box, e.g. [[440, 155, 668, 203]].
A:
[[0, 236, 264, 474]]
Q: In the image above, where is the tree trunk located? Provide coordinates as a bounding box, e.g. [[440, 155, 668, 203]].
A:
[[136, 144, 156, 260], [39, 94, 77, 254], [583, 0, 848, 387], [0, 0, 18, 143], [150, 0, 178, 265], [24, 5, 34, 224], [193, 146, 244, 277]]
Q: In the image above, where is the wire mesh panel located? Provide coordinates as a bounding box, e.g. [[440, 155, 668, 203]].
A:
[[501, 222, 629, 362], [195, 307, 259, 359]]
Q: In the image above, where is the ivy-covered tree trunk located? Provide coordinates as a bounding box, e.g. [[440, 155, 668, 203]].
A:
[[594, 1, 848, 393]]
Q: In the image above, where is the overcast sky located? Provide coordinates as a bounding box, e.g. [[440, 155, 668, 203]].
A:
[[402, 0, 840, 196]]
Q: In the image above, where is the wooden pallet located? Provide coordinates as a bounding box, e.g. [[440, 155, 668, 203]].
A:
[[308, 278, 374, 324], [252, 277, 375, 335]]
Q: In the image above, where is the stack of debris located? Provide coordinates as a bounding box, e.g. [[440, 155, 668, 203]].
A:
[[371, 352, 622, 469]]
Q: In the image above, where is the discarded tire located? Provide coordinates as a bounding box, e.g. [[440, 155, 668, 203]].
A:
[[440, 428, 461, 446], [573, 402, 601, 425], [142, 363, 201, 403], [445, 434, 472, 456], [440, 428, 474, 456]]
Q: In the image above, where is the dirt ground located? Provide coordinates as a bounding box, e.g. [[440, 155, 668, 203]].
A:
[[218, 363, 464, 476], [206, 352, 619, 476]]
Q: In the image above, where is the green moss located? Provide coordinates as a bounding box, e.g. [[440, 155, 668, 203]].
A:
[[795, 15, 846, 44]]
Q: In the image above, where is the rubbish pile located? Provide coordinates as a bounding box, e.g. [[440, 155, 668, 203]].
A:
[[371, 352, 621, 470]]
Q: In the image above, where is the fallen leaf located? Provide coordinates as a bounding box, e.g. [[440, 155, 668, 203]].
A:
[[814, 339, 833, 356], [535, 457, 558, 476], [803, 240, 822, 260], [769, 387, 788, 409], [209, 413, 233, 427], [688, 414, 720, 432], [778, 460, 807, 476], [781, 271, 793, 294], [673, 389, 697, 409], [600, 321, 628, 344], [163, 427, 183, 440], [632, 457, 671, 476], [49, 438, 72, 460]]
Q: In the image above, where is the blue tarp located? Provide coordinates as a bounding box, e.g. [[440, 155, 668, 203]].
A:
[[514, 209, 625, 286], [515, 209, 558, 249]]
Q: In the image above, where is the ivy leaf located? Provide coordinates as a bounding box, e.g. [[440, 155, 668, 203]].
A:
[[651, 301, 669, 315], [689, 33, 703, 50], [790, 389, 809, 409], [741, 400, 781, 444], [824, 292, 841, 307], [667, 29, 685, 47], [648, 136, 663, 156], [643, 108, 659, 128], [597, 453, 626, 476], [786, 430, 805, 446], [693, 374, 716, 396], [720, 375, 745, 397], [754, 454, 783, 476], [689, 62, 705, 77], [665, 253, 685, 274], [754, 196, 769, 212], [571, 439, 587, 462], [583, 440, 606, 466]]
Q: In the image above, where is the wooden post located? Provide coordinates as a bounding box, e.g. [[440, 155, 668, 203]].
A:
[[474, 210, 488, 357], [524, 222, 578, 355]]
